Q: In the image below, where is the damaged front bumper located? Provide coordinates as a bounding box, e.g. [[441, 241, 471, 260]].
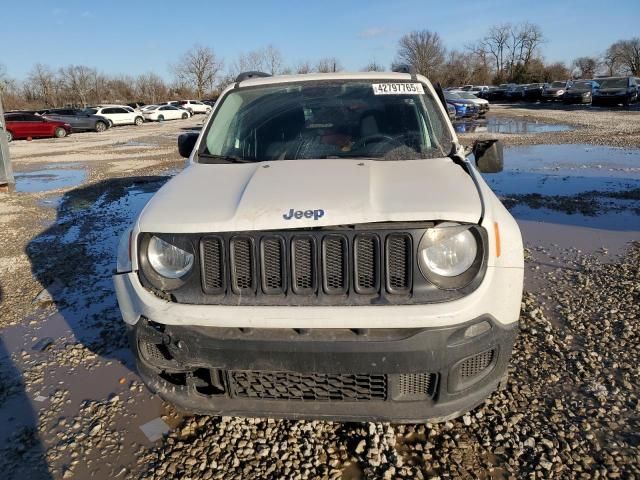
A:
[[128, 315, 517, 422]]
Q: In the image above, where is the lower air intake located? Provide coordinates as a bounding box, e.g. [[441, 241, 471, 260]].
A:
[[460, 349, 495, 378], [229, 370, 387, 401]]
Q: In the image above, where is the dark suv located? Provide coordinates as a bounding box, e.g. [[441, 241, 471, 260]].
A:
[[592, 77, 639, 107]]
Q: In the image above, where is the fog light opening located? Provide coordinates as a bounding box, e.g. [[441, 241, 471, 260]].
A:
[[464, 320, 491, 339]]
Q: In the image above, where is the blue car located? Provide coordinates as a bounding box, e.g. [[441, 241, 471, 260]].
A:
[[447, 100, 477, 120]]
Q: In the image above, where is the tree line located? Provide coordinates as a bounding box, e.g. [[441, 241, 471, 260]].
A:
[[1, 30, 639, 111]]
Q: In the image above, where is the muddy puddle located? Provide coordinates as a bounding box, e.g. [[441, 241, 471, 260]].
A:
[[455, 117, 573, 134], [481, 144, 640, 231], [14, 168, 86, 193]]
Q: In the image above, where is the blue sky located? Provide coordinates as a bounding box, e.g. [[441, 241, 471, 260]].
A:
[[1, 0, 638, 80]]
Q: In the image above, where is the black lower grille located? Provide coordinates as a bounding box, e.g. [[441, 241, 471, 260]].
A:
[[229, 370, 387, 401], [398, 373, 437, 397], [460, 349, 495, 378]]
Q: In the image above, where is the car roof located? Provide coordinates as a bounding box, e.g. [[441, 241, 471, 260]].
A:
[[235, 71, 417, 88]]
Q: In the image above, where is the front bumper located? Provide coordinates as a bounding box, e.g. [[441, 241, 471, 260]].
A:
[[592, 94, 629, 105], [130, 315, 517, 422]]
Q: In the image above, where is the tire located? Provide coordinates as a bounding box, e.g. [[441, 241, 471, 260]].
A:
[[134, 116, 144, 126], [6, 130, 13, 142], [54, 127, 67, 138], [182, 113, 188, 119], [95, 121, 107, 132], [157, 115, 165, 122]]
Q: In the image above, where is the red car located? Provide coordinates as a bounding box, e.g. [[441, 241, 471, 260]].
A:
[[4, 112, 72, 142]]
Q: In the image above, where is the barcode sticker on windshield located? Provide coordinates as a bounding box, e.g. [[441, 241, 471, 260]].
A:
[[372, 83, 425, 95]]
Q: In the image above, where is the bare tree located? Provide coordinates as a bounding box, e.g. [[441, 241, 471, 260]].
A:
[[294, 60, 313, 74], [543, 62, 571, 82], [572, 56, 598, 79], [263, 45, 283, 75], [602, 46, 622, 76], [395, 30, 445, 79], [481, 24, 510, 74], [136, 73, 168, 103], [362, 60, 385, 72], [316, 57, 343, 73], [173, 45, 223, 99], [59, 65, 96, 106], [518, 23, 544, 66], [606, 38, 640, 75]]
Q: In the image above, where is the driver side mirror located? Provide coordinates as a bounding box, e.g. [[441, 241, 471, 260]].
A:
[[178, 132, 199, 158], [472, 139, 504, 173]]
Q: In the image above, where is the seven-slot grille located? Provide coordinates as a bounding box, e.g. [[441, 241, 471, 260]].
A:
[[200, 231, 413, 298]]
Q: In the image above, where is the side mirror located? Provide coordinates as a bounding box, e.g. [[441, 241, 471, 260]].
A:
[[473, 139, 504, 173], [178, 132, 199, 158]]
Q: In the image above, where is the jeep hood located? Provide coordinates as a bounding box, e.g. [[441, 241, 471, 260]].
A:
[[137, 158, 482, 233]]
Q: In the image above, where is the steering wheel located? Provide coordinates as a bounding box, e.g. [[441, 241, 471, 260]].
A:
[[352, 134, 403, 153]]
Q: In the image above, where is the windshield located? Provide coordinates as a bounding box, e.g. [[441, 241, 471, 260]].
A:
[[200, 80, 453, 163], [550, 81, 566, 88], [455, 92, 478, 99], [572, 81, 592, 89], [598, 78, 628, 89]]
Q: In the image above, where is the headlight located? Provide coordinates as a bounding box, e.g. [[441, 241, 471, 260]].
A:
[[147, 235, 194, 278], [418, 223, 483, 289], [557, 90, 565, 95]]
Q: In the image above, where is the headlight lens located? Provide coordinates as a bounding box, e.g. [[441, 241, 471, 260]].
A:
[[557, 89, 565, 95], [147, 235, 194, 278], [418, 224, 478, 278]]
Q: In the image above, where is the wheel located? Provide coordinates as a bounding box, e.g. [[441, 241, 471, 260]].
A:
[[54, 127, 67, 138], [95, 121, 107, 132], [134, 116, 144, 126], [6, 130, 12, 142], [182, 113, 188, 119], [157, 115, 165, 122]]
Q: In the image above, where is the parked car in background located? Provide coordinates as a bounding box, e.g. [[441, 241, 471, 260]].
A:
[[486, 84, 514, 101], [41, 108, 111, 132], [563, 80, 596, 104], [592, 77, 638, 107], [446, 103, 456, 120], [505, 85, 527, 101], [127, 102, 146, 110], [460, 85, 474, 91], [202, 97, 219, 107], [85, 106, 145, 126], [142, 105, 190, 122], [524, 83, 545, 102], [469, 86, 490, 98], [450, 91, 490, 115], [542, 81, 571, 102], [175, 100, 212, 115], [158, 102, 193, 117], [4, 112, 72, 141], [445, 92, 479, 118]]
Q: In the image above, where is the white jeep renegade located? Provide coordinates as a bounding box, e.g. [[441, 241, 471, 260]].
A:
[[113, 71, 524, 422]]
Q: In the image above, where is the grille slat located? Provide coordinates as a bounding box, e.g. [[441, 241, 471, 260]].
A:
[[292, 236, 316, 294], [322, 236, 347, 294], [230, 370, 387, 401], [231, 237, 255, 293], [386, 234, 412, 294], [201, 237, 225, 294], [261, 237, 284, 294], [354, 235, 379, 294]]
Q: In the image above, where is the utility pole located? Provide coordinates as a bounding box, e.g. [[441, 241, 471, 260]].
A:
[[0, 94, 13, 192]]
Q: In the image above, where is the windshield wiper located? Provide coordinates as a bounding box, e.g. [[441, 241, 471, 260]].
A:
[[198, 153, 257, 164]]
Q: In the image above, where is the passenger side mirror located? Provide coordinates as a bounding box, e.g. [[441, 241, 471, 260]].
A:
[[472, 139, 504, 173], [178, 132, 199, 158]]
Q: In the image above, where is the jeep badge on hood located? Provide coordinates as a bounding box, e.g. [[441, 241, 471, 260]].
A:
[[283, 208, 325, 220]]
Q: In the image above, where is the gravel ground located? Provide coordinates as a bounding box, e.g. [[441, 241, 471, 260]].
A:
[[1, 105, 639, 479]]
